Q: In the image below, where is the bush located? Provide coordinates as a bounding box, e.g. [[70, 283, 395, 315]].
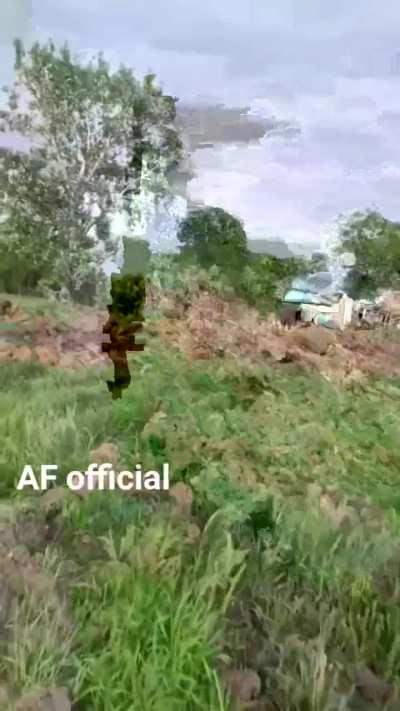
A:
[[337, 209, 400, 297], [0, 243, 48, 295], [148, 250, 307, 316], [234, 254, 308, 312]]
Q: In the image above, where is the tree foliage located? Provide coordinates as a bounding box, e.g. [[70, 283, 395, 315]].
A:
[[239, 254, 308, 310], [309, 251, 329, 273], [0, 39, 182, 302], [176, 206, 249, 269], [337, 210, 400, 298]]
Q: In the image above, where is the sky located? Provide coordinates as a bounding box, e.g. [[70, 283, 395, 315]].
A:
[[2, 0, 400, 248]]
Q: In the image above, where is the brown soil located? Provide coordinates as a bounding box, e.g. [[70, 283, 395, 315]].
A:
[[1, 294, 400, 382], [0, 304, 108, 370], [154, 291, 400, 381]]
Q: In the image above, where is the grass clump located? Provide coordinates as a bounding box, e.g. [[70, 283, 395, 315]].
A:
[[70, 512, 245, 710]]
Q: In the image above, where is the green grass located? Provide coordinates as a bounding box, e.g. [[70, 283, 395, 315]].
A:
[[68, 512, 243, 711], [2, 320, 400, 709], [0, 291, 93, 327], [3, 347, 400, 512]]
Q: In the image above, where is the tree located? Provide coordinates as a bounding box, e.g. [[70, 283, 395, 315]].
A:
[[309, 251, 329, 273], [336, 210, 400, 298], [0, 39, 182, 302], [238, 253, 308, 310], [176, 206, 249, 269]]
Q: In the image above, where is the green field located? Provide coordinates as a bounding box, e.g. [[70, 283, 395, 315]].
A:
[[1, 300, 400, 709]]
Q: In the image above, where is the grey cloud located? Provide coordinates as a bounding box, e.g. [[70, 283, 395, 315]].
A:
[[187, 68, 400, 243], [30, 0, 400, 84], [176, 103, 288, 149], [309, 125, 391, 170], [2, 0, 400, 246]]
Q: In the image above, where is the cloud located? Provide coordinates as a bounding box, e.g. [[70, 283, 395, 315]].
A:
[[186, 74, 400, 243], [2, 0, 400, 246], [31, 0, 400, 83]]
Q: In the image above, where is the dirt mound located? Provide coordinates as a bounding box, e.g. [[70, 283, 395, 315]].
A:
[[0, 305, 108, 370], [155, 291, 400, 380], [2, 293, 400, 379]]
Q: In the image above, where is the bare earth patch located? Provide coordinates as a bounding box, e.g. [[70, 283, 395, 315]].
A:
[[2, 293, 400, 386], [153, 291, 400, 381]]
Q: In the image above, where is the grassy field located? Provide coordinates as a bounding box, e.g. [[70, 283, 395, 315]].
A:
[[1, 297, 400, 709]]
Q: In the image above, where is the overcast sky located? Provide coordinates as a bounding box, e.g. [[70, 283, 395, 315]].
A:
[[2, 0, 400, 247]]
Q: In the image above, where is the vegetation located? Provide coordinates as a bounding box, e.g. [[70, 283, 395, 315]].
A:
[[337, 210, 400, 298], [1, 294, 400, 708], [309, 250, 329, 273], [177, 206, 249, 270], [0, 40, 182, 302], [150, 250, 307, 316], [238, 253, 308, 310]]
